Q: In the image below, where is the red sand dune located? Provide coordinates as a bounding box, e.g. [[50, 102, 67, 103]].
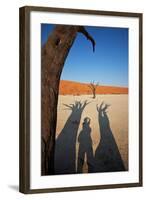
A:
[[59, 80, 128, 95]]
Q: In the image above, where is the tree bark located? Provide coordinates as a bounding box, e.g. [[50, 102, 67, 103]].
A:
[[41, 25, 95, 175], [93, 89, 96, 99]]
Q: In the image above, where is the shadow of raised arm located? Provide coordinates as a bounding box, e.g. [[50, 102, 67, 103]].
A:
[[97, 102, 110, 127], [94, 102, 126, 173], [55, 100, 90, 174]]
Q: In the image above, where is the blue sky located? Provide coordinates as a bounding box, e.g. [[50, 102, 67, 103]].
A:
[[41, 24, 128, 87]]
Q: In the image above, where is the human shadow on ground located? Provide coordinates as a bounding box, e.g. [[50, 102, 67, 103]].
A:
[[94, 102, 126, 172], [77, 117, 94, 173], [55, 100, 89, 174]]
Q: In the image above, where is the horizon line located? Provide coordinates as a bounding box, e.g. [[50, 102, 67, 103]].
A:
[[60, 79, 128, 88]]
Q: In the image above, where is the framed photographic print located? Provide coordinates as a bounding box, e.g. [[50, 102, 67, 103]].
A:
[[19, 6, 143, 194]]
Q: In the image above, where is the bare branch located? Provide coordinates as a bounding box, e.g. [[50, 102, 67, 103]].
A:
[[78, 26, 96, 52], [88, 84, 94, 90]]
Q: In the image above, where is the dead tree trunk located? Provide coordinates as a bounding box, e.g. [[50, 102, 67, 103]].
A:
[[41, 25, 95, 175], [88, 81, 99, 99]]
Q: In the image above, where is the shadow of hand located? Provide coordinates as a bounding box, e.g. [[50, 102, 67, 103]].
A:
[[97, 102, 110, 126], [64, 100, 90, 113], [97, 101, 110, 113]]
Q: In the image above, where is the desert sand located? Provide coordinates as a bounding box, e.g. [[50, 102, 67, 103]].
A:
[[59, 80, 128, 95], [55, 94, 128, 174]]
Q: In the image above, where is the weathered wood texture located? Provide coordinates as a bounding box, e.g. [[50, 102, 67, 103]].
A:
[[41, 25, 95, 175]]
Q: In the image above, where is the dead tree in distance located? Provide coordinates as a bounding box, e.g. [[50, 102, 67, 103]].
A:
[[41, 25, 96, 175], [88, 81, 99, 99]]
